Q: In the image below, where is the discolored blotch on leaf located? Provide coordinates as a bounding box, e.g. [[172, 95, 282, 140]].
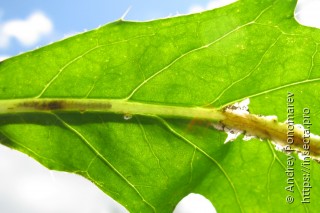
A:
[[19, 100, 66, 111]]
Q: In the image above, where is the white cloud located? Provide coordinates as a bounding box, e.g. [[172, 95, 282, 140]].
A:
[[0, 145, 128, 213], [188, 0, 237, 14], [295, 0, 320, 28], [174, 193, 216, 213], [189, 5, 206, 14], [0, 11, 53, 48], [207, 0, 238, 10], [0, 55, 10, 61]]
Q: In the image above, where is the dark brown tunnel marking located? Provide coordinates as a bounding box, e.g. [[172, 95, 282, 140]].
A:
[[18, 100, 112, 112], [46, 101, 65, 110], [19, 100, 65, 111]]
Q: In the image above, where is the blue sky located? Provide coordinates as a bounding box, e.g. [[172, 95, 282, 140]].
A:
[[0, 0, 319, 212], [0, 0, 231, 58]]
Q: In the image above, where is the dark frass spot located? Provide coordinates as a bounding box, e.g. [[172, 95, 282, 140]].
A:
[[46, 101, 64, 110], [19, 100, 65, 111], [18, 100, 112, 112]]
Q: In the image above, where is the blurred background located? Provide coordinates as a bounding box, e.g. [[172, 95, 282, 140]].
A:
[[0, 0, 319, 212]]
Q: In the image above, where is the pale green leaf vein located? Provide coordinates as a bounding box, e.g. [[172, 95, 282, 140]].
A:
[[0, 129, 64, 168], [207, 33, 282, 106], [153, 116, 244, 213], [52, 114, 156, 213], [124, 4, 275, 100], [267, 141, 309, 213], [35, 45, 104, 98], [36, 32, 156, 99], [219, 77, 320, 109], [308, 42, 318, 79], [136, 116, 169, 180], [125, 26, 252, 100], [189, 148, 196, 185], [266, 141, 276, 202]]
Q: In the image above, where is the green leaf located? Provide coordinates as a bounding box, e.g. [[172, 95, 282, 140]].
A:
[[1, 0, 320, 212]]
